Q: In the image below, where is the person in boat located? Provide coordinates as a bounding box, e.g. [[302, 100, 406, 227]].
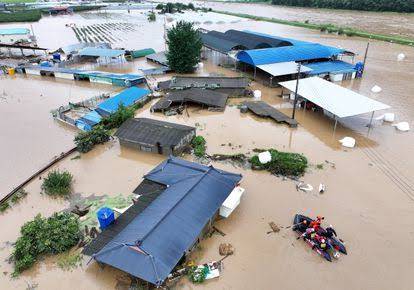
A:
[[310, 216, 324, 230], [297, 219, 309, 232], [299, 227, 316, 240], [323, 225, 337, 239]]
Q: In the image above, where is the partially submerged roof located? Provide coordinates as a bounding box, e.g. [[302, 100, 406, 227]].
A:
[[169, 76, 250, 89], [78, 47, 125, 58], [0, 28, 30, 35], [97, 87, 150, 115], [151, 88, 229, 111], [305, 60, 356, 75], [91, 156, 242, 286], [257, 61, 312, 77], [279, 77, 390, 118], [115, 118, 195, 146], [244, 101, 298, 127], [236, 44, 345, 66], [146, 51, 168, 66], [62, 42, 111, 55]]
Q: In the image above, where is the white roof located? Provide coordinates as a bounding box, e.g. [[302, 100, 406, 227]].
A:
[[257, 62, 312, 77], [279, 76, 390, 118]]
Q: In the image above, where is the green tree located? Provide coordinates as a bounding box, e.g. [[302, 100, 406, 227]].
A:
[[166, 21, 202, 73]]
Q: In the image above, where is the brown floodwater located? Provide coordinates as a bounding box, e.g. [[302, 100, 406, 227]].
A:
[[1, 7, 414, 290], [168, 0, 414, 39]]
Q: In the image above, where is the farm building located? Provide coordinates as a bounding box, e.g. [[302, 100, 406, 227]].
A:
[[96, 87, 150, 117], [83, 156, 243, 287], [151, 88, 230, 112], [115, 118, 195, 155], [78, 47, 126, 63], [200, 29, 358, 84], [0, 28, 31, 45]]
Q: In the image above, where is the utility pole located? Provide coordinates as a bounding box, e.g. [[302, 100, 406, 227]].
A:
[[291, 62, 302, 120], [362, 42, 370, 75]]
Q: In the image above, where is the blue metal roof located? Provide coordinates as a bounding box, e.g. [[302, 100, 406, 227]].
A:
[[93, 156, 242, 286], [305, 60, 356, 75], [236, 44, 345, 66], [78, 47, 125, 58], [76, 110, 102, 131], [97, 87, 150, 115], [0, 28, 30, 35]]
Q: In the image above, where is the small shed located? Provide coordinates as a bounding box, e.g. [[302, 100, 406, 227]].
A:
[[0, 28, 31, 44], [115, 118, 196, 155]]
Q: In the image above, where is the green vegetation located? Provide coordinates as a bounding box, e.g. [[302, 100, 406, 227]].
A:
[[316, 163, 324, 170], [41, 170, 73, 197], [101, 104, 135, 130], [156, 2, 196, 14], [213, 10, 414, 46], [166, 20, 202, 73], [0, 0, 36, 3], [12, 212, 81, 275], [250, 149, 308, 177], [0, 189, 28, 214], [147, 10, 156, 22], [57, 251, 83, 271], [188, 265, 209, 283], [271, 0, 414, 13], [0, 9, 42, 23], [71, 5, 105, 12], [191, 136, 206, 157], [74, 125, 111, 153]]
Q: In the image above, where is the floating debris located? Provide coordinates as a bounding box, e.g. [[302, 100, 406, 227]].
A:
[[267, 221, 280, 234], [296, 182, 313, 192], [219, 243, 234, 256]]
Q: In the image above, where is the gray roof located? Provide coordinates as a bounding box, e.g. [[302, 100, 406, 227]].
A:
[[169, 76, 250, 89], [244, 101, 298, 127], [151, 88, 229, 111], [200, 29, 293, 52], [115, 118, 195, 146], [146, 51, 168, 66]]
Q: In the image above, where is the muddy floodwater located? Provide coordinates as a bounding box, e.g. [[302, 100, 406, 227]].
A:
[[1, 6, 414, 290], [173, 0, 414, 39]]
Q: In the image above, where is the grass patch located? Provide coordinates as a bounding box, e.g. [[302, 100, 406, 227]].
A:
[[191, 136, 206, 157], [0, 9, 42, 23], [12, 212, 81, 275], [57, 251, 83, 271], [0, 202, 10, 213], [0, 189, 28, 214], [74, 125, 111, 153], [41, 170, 73, 197], [213, 10, 414, 46], [316, 163, 324, 170], [250, 149, 308, 177]]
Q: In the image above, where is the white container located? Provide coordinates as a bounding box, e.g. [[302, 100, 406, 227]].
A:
[[371, 85, 382, 93], [393, 122, 410, 132], [339, 137, 356, 148], [258, 151, 272, 164], [253, 90, 262, 100], [397, 53, 406, 61], [383, 113, 395, 122], [219, 186, 245, 218]]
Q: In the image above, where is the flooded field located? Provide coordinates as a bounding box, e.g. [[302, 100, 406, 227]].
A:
[[1, 6, 414, 290], [175, 0, 414, 39]]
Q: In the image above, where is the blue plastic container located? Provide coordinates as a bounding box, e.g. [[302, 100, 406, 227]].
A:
[[53, 53, 61, 61], [97, 207, 115, 230]]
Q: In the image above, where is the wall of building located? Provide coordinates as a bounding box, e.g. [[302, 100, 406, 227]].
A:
[[0, 34, 30, 44]]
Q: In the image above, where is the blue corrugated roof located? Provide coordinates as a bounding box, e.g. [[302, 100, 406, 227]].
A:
[[97, 87, 150, 115], [78, 47, 125, 58], [0, 28, 30, 35], [93, 156, 242, 285], [236, 44, 345, 66], [306, 60, 356, 75]]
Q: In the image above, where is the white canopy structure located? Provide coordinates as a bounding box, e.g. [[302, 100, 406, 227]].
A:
[[279, 77, 390, 120], [257, 62, 312, 77]]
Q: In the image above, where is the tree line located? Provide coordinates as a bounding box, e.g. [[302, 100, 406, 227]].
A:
[[271, 0, 414, 13]]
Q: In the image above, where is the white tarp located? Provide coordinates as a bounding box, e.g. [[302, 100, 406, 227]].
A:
[[279, 76, 390, 118], [257, 62, 312, 77]]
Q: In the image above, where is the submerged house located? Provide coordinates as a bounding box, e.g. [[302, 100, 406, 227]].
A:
[[0, 28, 31, 45], [83, 157, 243, 286], [115, 118, 195, 155]]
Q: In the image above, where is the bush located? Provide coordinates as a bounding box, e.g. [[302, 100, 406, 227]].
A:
[[13, 213, 81, 275], [147, 10, 156, 22], [250, 149, 308, 177], [41, 170, 73, 197], [101, 104, 135, 130], [0, 202, 10, 213], [74, 125, 110, 153], [0, 10, 42, 23], [191, 136, 206, 157], [166, 20, 202, 73]]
